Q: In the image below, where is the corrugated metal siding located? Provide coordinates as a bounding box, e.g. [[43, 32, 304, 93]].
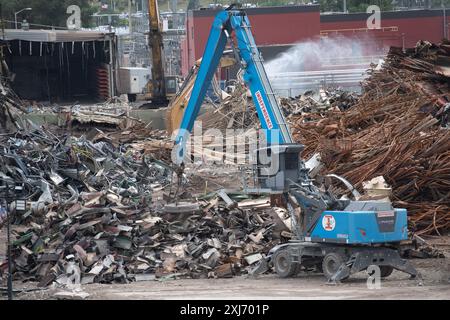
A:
[[184, 7, 450, 74], [0, 30, 111, 42], [189, 10, 320, 67]]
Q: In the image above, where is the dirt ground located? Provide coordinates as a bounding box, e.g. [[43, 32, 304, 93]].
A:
[[1, 226, 449, 300], [4, 261, 450, 300], [78, 270, 450, 300]]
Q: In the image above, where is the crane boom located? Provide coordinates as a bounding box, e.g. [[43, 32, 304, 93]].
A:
[[147, 0, 167, 103], [174, 9, 293, 163], [231, 12, 293, 144]]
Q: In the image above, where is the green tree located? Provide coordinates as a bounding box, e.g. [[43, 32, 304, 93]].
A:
[[111, 0, 172, 12], [319, 0, 394, 13], [0, 0, 98, 28], [187, 0, 200, 10]]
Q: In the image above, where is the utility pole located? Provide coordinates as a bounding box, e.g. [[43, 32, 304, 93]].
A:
[[14, 7, 32, 29], [0, 183, 13, 300], [129, 0, 133, 34], [109, 0, 116, 11], [442, 0, 447, 39], [0, 3, 5, 77], [6, 185, 12, 301], [1, 182, 25, 300]]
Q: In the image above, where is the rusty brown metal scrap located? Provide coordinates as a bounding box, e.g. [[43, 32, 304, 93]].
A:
[[289, 41, 450, 236]]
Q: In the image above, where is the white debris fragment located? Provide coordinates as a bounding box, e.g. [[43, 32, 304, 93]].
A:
[[363, 176, 392, 200]]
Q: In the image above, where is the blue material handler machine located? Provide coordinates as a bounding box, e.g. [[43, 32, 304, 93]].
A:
[[172, 6, 420, 282]]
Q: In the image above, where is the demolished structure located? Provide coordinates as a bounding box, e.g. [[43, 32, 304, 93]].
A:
[[0, 41, 448, 288], [0, 122, 288, 285]]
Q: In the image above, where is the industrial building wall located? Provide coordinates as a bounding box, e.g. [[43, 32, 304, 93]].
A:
[[184, 5, 320, 76], [184, 7, 450, 76], [321, 9, 450, 50]]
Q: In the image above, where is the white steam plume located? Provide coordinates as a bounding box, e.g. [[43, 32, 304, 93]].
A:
[[264, 36, 373, 76]]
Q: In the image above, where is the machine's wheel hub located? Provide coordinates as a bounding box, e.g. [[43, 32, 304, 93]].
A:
[[273, 249, 298, 278], [322, 252, 347, 281]]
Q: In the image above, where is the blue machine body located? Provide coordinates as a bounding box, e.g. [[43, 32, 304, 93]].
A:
[[310, 209, 408, 244]]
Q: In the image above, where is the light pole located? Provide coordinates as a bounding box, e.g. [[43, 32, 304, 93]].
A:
[[0, 183, 14, 300], [128, 0, 133, 34], [14, 7, 32, 29], [442, 0, 447, 40], [0, 181, 26, 301]]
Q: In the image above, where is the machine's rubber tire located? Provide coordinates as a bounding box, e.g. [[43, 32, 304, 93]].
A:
[[128, 94, 137, 102], [273, 250, 298, 278], [315, 263, 323, 273], [380, 266, 394, 278], [322, 252, 347, 281]]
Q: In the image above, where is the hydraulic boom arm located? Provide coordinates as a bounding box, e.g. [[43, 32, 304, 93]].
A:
[[174, 9, 293, 163]]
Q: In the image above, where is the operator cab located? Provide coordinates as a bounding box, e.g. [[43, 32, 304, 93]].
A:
[[166, 76, 182, 97], [255, 144, 305, 192]]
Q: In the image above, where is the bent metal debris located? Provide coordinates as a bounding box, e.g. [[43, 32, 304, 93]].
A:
[[0, 41, 448, 287]]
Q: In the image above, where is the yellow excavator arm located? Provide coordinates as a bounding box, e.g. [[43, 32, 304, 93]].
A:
[[147, 0, 167, 104], [166, 57, 235, 134]]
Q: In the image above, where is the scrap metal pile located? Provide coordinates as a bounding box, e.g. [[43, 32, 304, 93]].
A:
[[280, 89, 358, 117], [0, 123, 286, 285], [197, 84, 357, 132], [58, 101, 141, 131], [290, 41, 450, 235]]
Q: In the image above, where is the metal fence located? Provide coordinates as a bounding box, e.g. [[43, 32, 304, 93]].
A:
[[269, 68, 368, 97]]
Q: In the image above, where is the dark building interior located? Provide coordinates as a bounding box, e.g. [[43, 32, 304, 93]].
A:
[[4, 38, 113, 103]]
